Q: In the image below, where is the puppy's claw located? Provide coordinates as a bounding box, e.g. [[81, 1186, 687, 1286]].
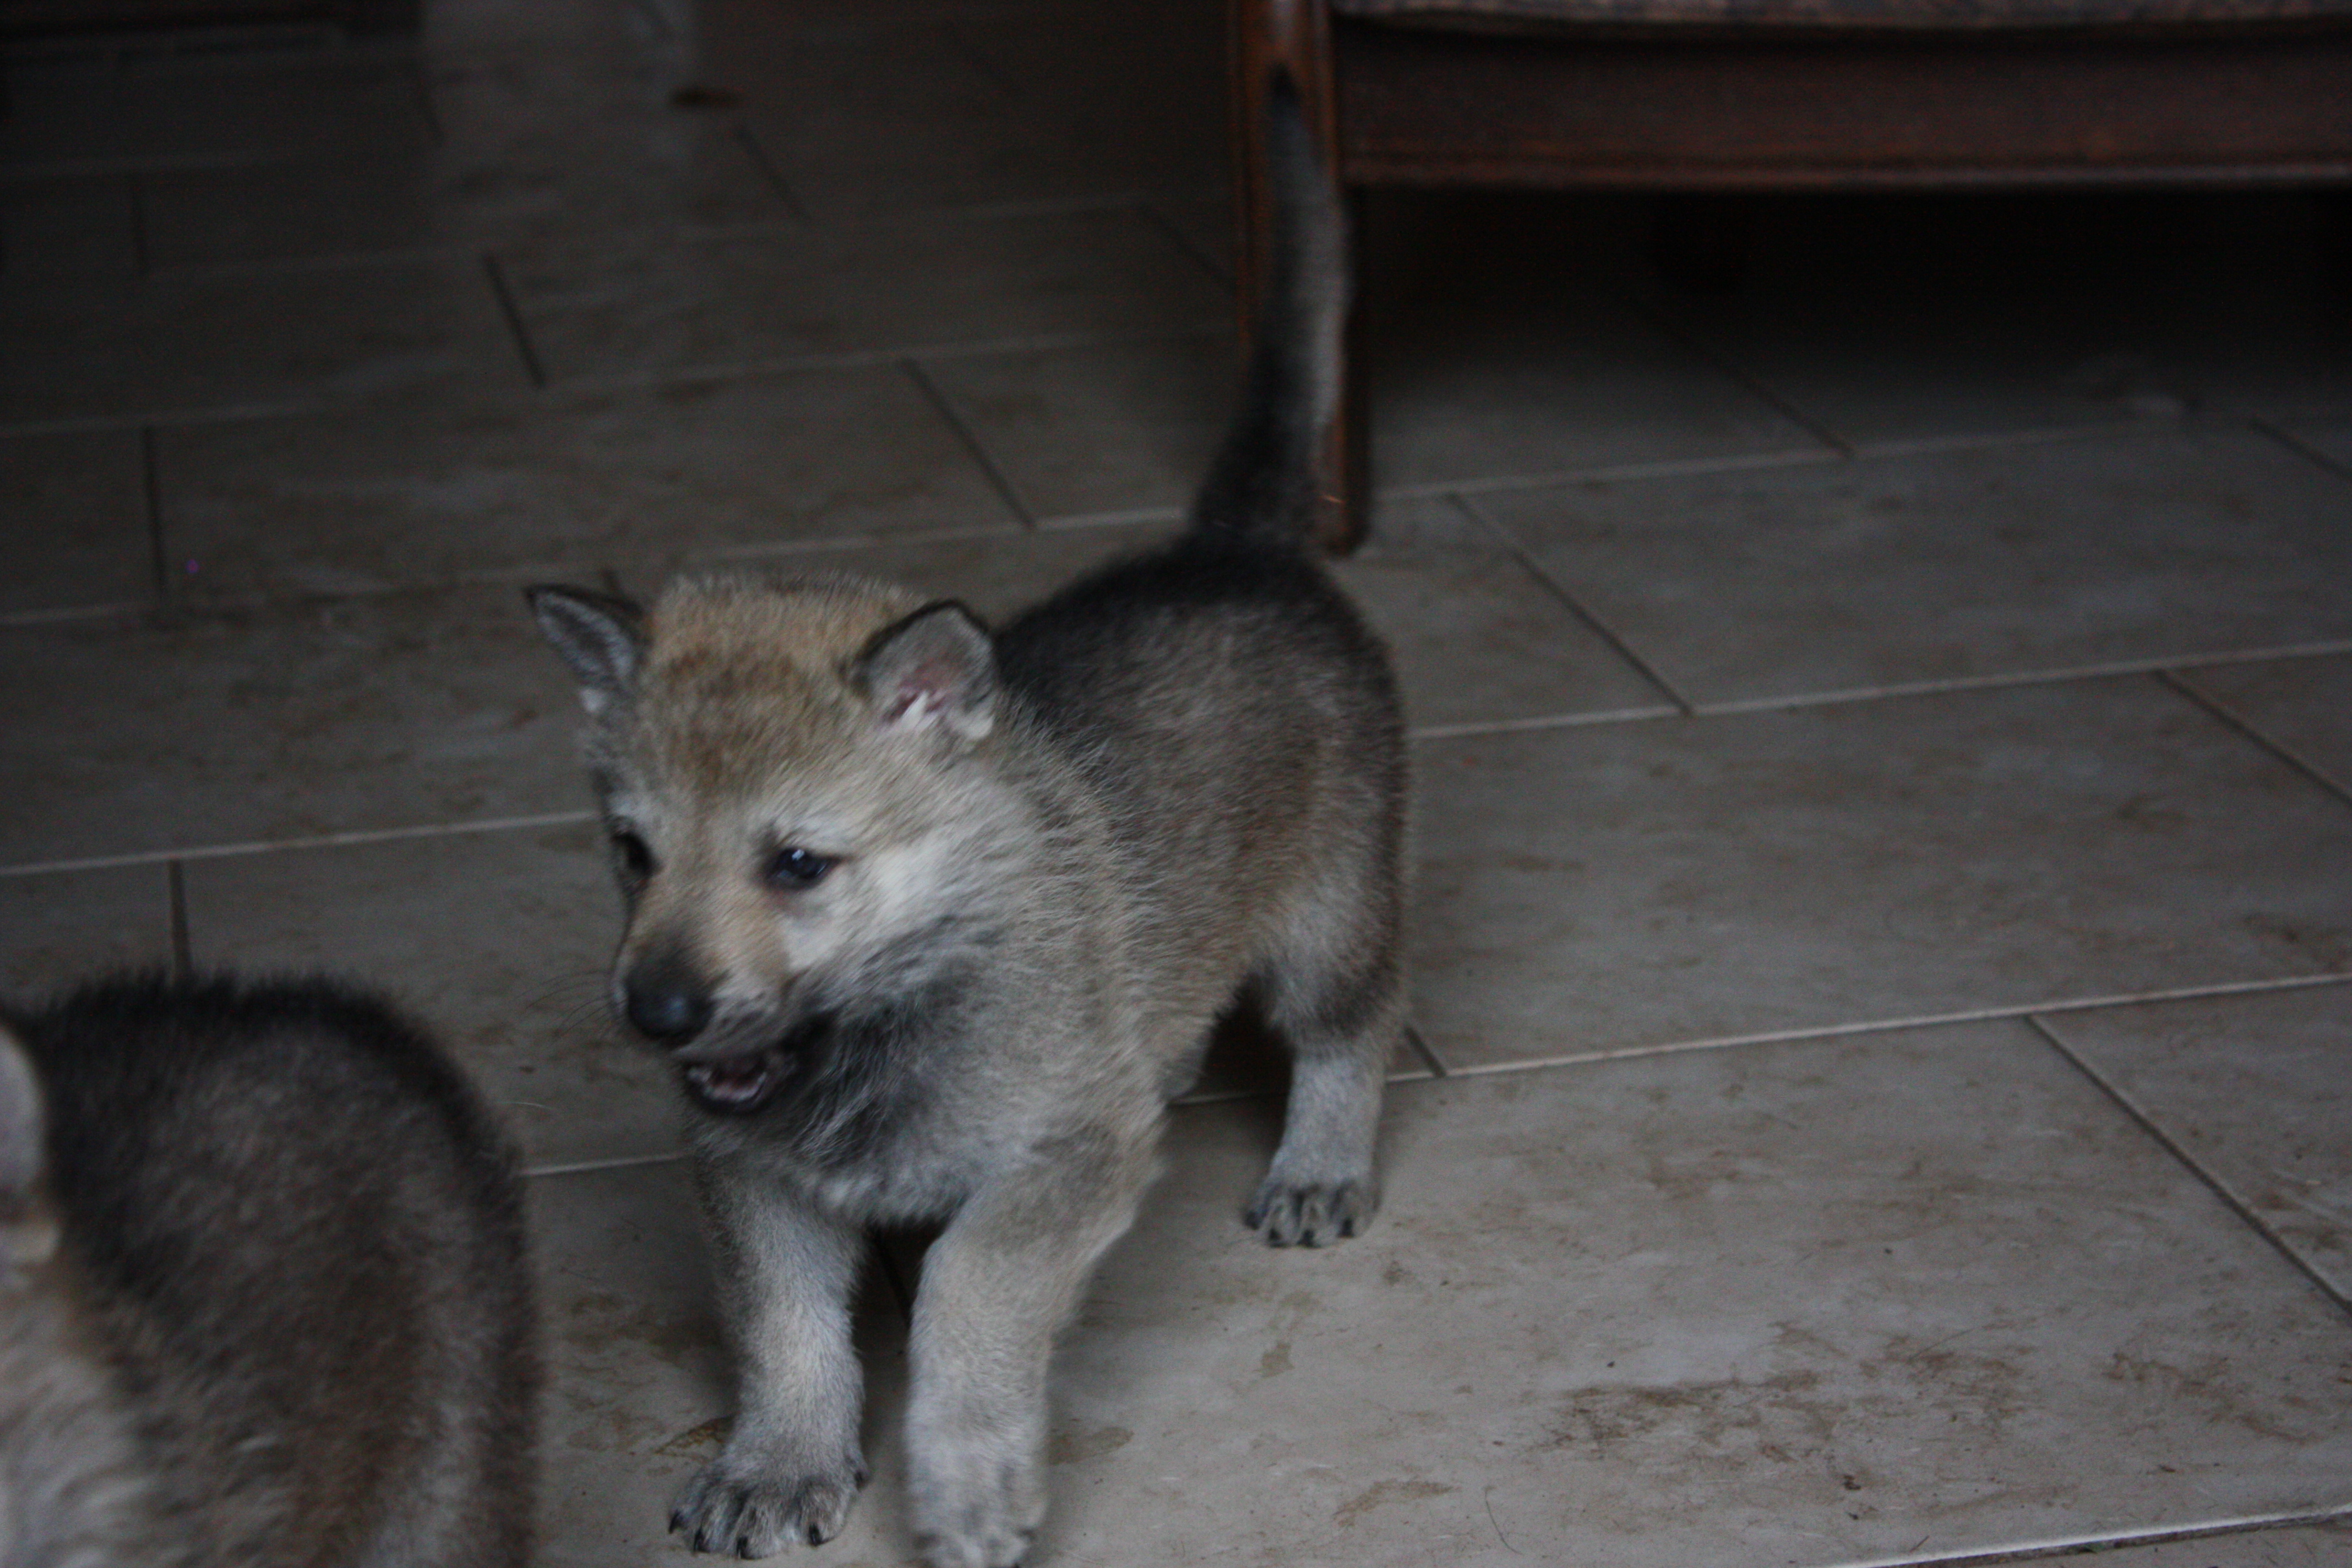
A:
[[671, 1456, 865, 1558], [1245, 1177, 1373, 1247]]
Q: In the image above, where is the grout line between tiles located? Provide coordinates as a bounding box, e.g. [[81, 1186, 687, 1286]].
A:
[[481, 252, 547, 389], [1429, 971, 2352, 1081], [1402, 1023, 1447, 1077], [139, 423, 166, 600], [1033, 504, 1185, 532], [1823, 1504, 2352, 1568], [2250, 413, 2352, 482], [731, 123, 811, 225], [1684, 641, 2352, 718], [687, 519, 1034, 564], [0, 327, 1231, 443], [164, 860, 191, 979], [900, 358, 1035, 528], [1848, 417, 2174, 460], [0, 148, 318, 182], [0, 600, 149, 628], [2024, 1012, 2352, 1320], [2160, 667, 2352, 808], [0, 809, 598, 879], [537, 323, 1229, 398], [525, 1151, 686, 1179], [1, 397, 333, 442], [1375, 443, 1841, 505], [1628, 293, 1855, 458], [1408, 706, 1683, 742], [622, 0, 676, 40], [1449, 491, 1695, 715], [1136, 195, 1231, 288]]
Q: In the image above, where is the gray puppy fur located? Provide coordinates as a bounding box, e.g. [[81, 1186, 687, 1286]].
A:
[[0, 975, 538, 1568], [527, 74, 1402, 1568]]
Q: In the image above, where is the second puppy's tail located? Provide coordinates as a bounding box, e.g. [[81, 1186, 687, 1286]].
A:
[[1187, 69, 1348, 553]]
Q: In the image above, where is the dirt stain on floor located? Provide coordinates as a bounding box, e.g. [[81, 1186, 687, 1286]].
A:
[[1333, 1478, 1456, 1528]]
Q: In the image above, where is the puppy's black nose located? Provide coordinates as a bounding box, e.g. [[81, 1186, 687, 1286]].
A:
[[622, 963, 712, 1044]]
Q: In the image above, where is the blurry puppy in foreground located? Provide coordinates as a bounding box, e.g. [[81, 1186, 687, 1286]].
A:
[[526, 72, 1402, 1568], [0, 975, 537, 1568]]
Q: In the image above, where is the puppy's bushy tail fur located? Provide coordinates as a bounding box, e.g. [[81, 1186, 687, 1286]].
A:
[[1188, 70, 1348, 553]]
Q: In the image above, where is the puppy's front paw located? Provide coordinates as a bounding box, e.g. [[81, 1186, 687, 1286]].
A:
[[669, 1450, 868, 1558], [909, 1439, 1043, 1568], [1245, 1174, 1374, 1246]]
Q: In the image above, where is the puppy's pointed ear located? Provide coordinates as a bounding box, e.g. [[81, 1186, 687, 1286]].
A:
[[0, 1026, 59, 1270], [527, 585, 645, 716], [853, 601, 997, 743]]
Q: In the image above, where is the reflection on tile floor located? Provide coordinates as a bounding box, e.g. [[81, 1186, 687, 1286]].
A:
[[4, 0, 2350, 1564]]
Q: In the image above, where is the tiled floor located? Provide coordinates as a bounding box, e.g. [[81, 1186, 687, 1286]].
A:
[[5, 1, 2351, 1565]]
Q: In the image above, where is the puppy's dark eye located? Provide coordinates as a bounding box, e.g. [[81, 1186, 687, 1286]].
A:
[[611, 830, 654, 879], [763, 847, 832, 890]]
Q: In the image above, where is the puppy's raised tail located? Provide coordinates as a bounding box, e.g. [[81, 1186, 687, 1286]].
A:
[[1186, 69, 1348, 554]]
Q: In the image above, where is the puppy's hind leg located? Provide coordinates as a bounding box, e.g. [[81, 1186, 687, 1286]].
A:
[[1246, 919, 1402, 1248]]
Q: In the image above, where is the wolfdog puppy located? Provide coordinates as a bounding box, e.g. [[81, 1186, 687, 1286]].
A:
[[0, 975, 537, 1568], [526, 75, 1401, 1568]]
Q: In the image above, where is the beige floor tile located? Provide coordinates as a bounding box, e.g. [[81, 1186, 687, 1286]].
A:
[[918, 331, 1235, 523], [421, 0, 657, 59], [155, 369, 1019, 600], [139, 123, 786, 269], [1651, 192, 2350, 445], [0, 255, 531, 427], [529, 1159, 917, 1565], [1411, 679, 2352, 1070], [0, 429, 151, 617], [2175, 654, 2352, 799], [941, 10, 1227, 195], [494, 208, 1226, 385], [1481, 428, 2352, 709], [1039, 1026, 2352, 1567], [0, 52, 434, 174], [726, 34, 1150, 219], [0, 585, 584, 867], [1, 174, 139, 281], [1662, 298, 2192, 453], [1331, 499, 1672, 733], [1146, 191, 1234, 283], [0, 865, 172, 996], [2276, 419, 2352, 473], [1366, 291, 1825, 493], [2036, 983, 2352, 1304], [178, 825, 674, 1170]]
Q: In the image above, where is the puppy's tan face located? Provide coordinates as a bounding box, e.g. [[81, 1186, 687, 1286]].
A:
[[532, 572, 1000, 1114]]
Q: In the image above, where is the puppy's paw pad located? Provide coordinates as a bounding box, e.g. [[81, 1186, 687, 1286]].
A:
[[913, 1523, 1035, 1568], [670, 1457, 865, 1558], [911, 1449, 1043, 1568], [1245, 1176, 1374, 1247]]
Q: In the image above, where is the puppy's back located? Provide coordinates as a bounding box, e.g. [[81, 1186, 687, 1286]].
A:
[[2, 976, 536, 1568]]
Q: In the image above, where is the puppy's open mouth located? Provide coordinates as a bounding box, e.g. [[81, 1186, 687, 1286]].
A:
[[680, 1048, 787, 1114], [674, 1014, 831, 1117]]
